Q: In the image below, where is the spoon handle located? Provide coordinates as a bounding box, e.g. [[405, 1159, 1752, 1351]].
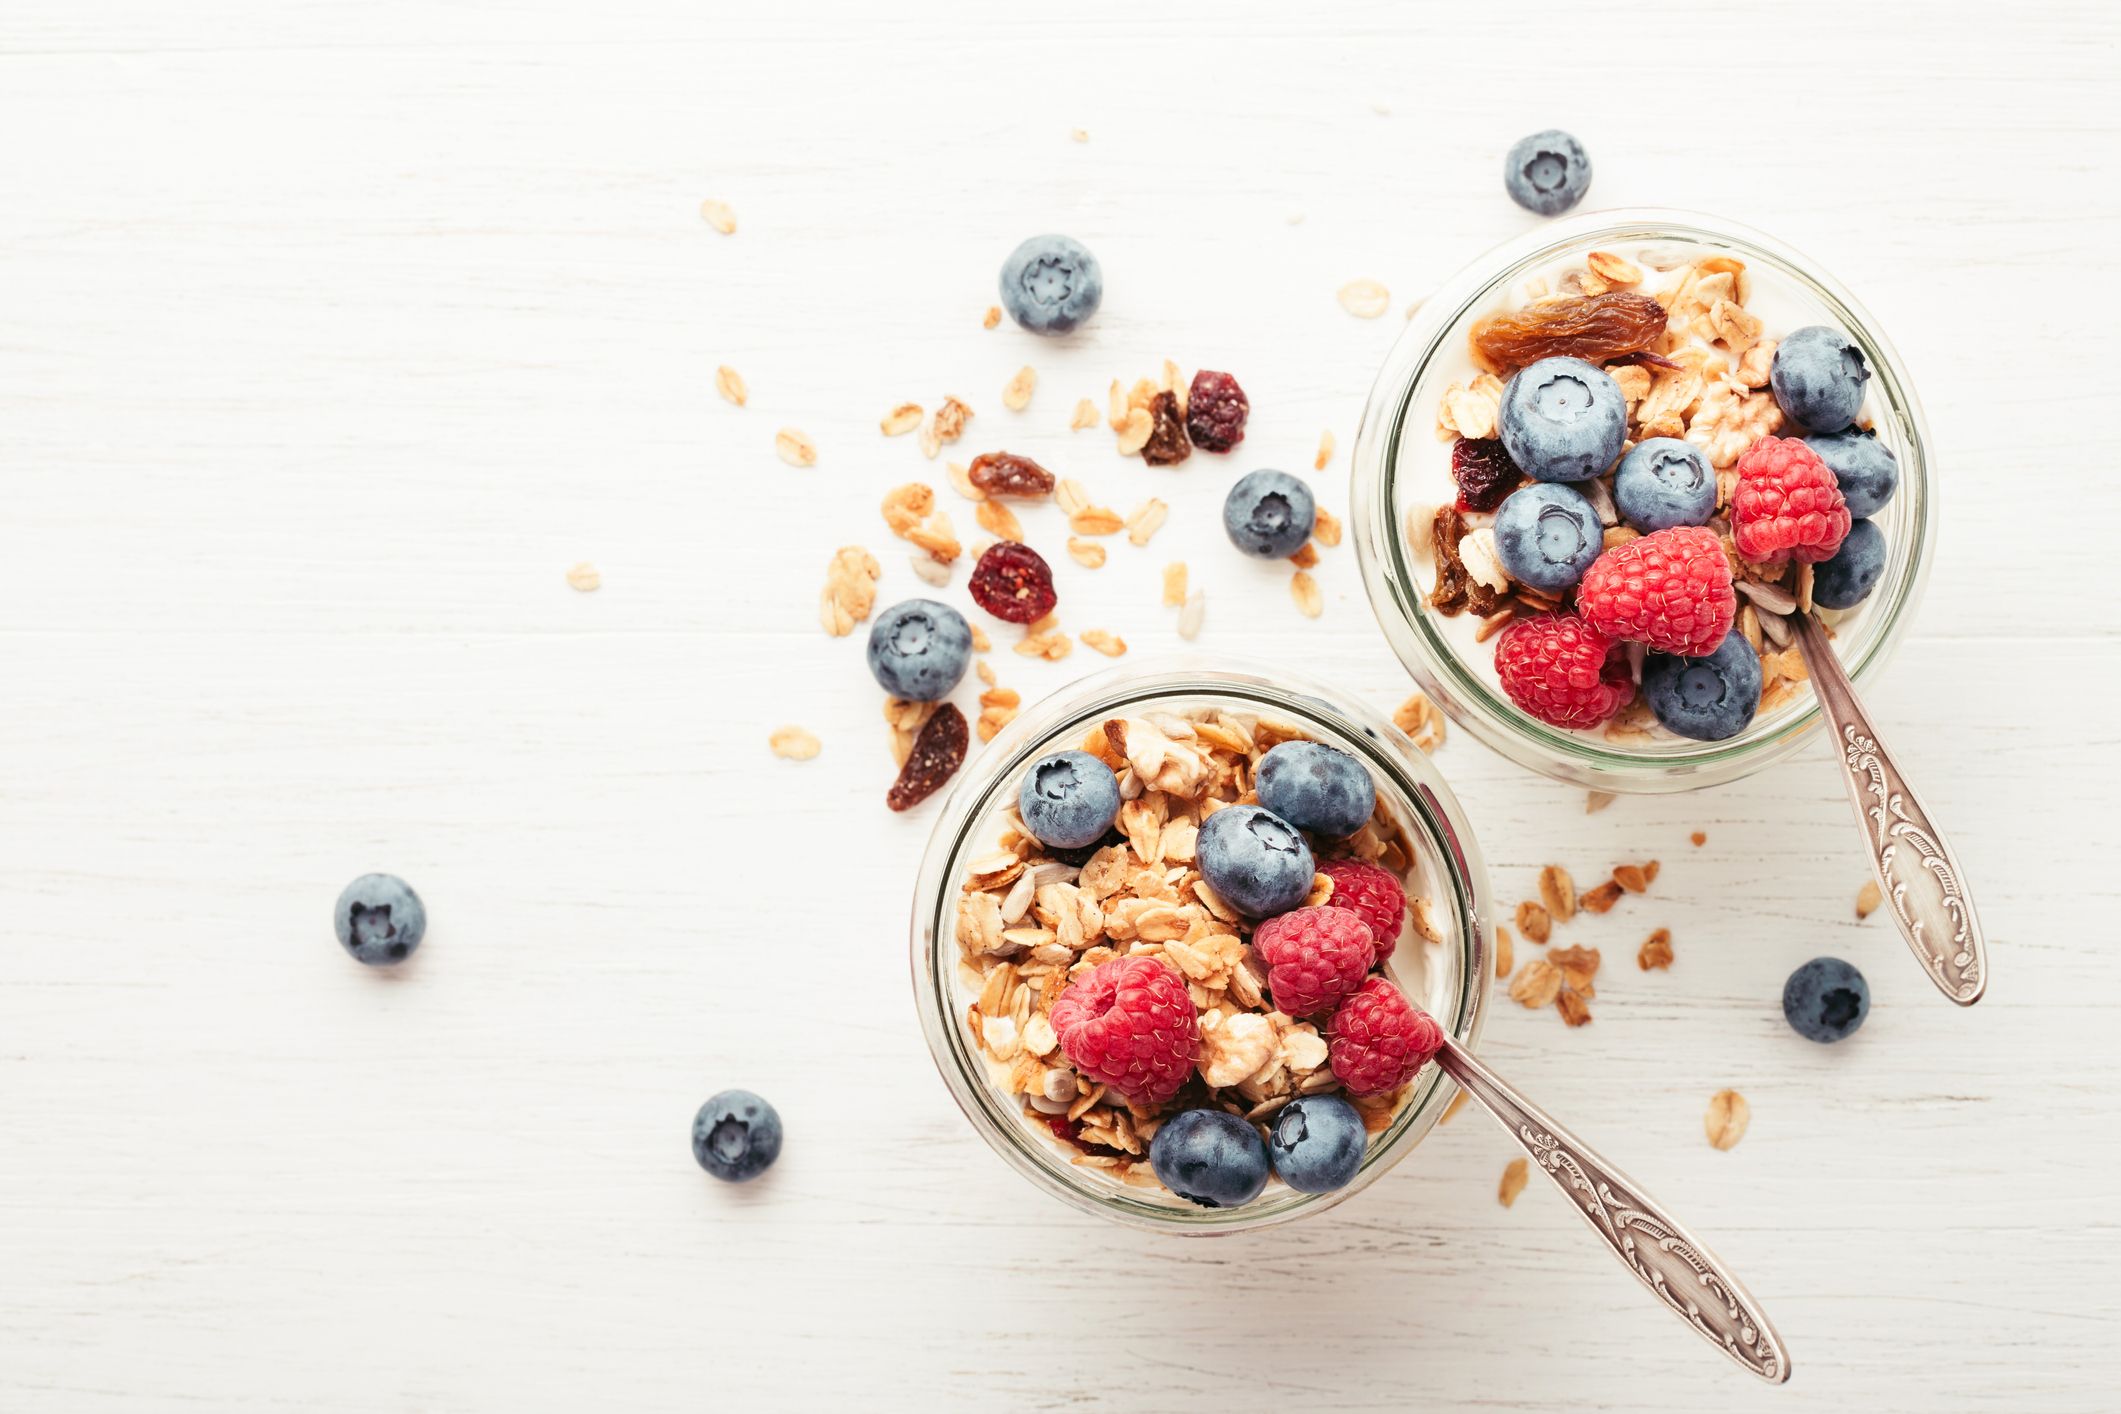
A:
[[1792, 611, 1987, 1005], [1435, 1037, 1791, 1384]]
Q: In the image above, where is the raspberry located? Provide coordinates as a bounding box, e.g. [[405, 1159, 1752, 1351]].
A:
[[1576, 525, 1737, 657], [968, 541, 1058, 623], [1049, 956, 1198, 1104], [1730, 436, 1852, 564], [1328, 977, 1443, 1097], [1316, 859, 1407, 961], [1492, 613, 1635, 730], [1252, 906, 1377, 1016], [1450, 437, 1521, 513], [1185, 370, 1249, 452]]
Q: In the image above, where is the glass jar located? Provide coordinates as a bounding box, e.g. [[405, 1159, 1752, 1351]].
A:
[[1350, 208, 1934, 793], [909, 662, 1494, 1233]]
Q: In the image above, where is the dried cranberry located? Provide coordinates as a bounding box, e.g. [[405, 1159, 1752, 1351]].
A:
[[1450, 437, 1522, 513], [967, 451, 1055, 499], [1141, 390, 1191, 467], [1046, 1115, 1086, 1149], [886, 703, 967, 812], [1185, 370, 1249, 452], [968, 541, 1057, 624]]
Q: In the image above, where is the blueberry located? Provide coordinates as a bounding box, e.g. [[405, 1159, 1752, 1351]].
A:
[[1804, 427, 1899, 518], [1018, 750, 1122, 850], [1499, 357, 1627, 482], [998, 234, 1102, 336], [1148, 1108, 1271, 1208], [1613, 437, 1715, 531], [866, 599, 971, 702], [1196, 804, 1315, 917], [334, 873, 426, 966], [1502, 130, 1591, 216], [1771, 326, 1869, 433], [691, 1089, 783, 1182], [1493, 483, 1603, 593], [1811, 518, 1886, 610], [1256, 741, 1375, 838], [1781, 957, 1869, 1044], [1222, 469, 1315, 559], [1267, 1094, 1366, 1194], [1642, 632, 1762, 742]]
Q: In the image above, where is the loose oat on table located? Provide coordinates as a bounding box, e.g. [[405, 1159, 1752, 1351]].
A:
[[768, 725, 821, 761], [1498, 1157, 1529, 1208], [983, 305, 1002, 330], [976, 685, 1020, 744], [1002, 366, 1036, 412], [1856, 879, 1883, 920], [1290, 543, 1320, 571], [714, 365, 747, 406], [1069, 398, 1100, 431], [884, 696, 937, 767], [1495, 923, 1514, 978], [1548, 945, 1599, 993], [1554, 987, 1592, 1027], [1313, 508, 1343, 549], [565, 562, 600, 592], [1115, 407, 1154, 456], [698, 198, 736, 233], [1638, 928, 1673, 970], [1067, 538, 1105, 569], [1392, 693, 1446, 755], [1337, 278, 1390, 318], [1162, 562, 1189, 608], [969, 624, 991, 652], [1705, 1089, 1750, 1151], [1080, 629, 1127, 658], [1585, 791, 1616, 814], [1578, 879, 1623, 914], [921, 396, 973, 459], [880, 402, 923, 437], [1177, 589, 1206, 641], [1290, 570, 1323, 619], [1538, 865, 1576, 922], [1315, 430, 1336, 471], [1515, 899, 1551, 945], [1125, 499, 1168, 547], [975, 498, 1024, 541], [774, 427, 817, 467], [1509, 959, 1561, 1009], [1690, 831, 1707, 847], [819, 546, 881, 637], [1015, 628, 1072, 661], [1613, 862, 1653, 894]]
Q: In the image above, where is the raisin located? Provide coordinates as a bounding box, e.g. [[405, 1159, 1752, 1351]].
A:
[[886, 702, 967, 812], [1427, 506, 1501, 617], [966, 451, 1055, 499], [1604, 348, 1682, 372], [1451, 438, 1522, 513], [1141, 390, 1191, 466], [1184, 370, 1249, 452], [968, 541, 1058, 623], [1471, 291, 1669, 372]]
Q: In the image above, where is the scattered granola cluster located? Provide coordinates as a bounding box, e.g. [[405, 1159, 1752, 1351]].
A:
[[1500, 857, 1664, 1028], [953, 707, 1449, 1202]]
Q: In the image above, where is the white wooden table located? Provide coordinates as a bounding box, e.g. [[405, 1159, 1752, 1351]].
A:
[[5, 3, 2118, 1409]]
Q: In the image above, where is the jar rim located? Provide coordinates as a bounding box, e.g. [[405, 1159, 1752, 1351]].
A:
[[1349, 207, 1935, 792], [907, 659, 1495, 1232]]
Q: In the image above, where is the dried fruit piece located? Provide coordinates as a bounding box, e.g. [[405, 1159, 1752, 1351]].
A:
[[969, 541, 1058, 624], [1426, 506, 1506, 618], [1186, 370, 1250, 452], [967, 452, 1056, 499], [1141, 391, 1191, 466], [886, 703, 968, 812], [1450, 438, 1523, 513], [1471, 291, 1668, 372]]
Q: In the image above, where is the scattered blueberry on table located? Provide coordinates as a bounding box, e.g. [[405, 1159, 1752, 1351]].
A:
[[334, 872, 426, 966], [1503, 129, 1591, 215], [1782, 958, 1870, 1043], [1221, 469, 1315, 559], [692, 1089, 784, 1182], [1148, 1108, 1271, 1208], [866, 599, 971, 701], [998, 234, 1102, 336]]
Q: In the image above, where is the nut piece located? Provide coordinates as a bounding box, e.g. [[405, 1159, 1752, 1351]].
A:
[[1337, 278, 1390, 318], [768, 725, 821, 760], [1705, 1089, 1750, 1151], [775, 427, 818, 467], [565, 562, 601, 592], [1856, 879, 1883, 920], [1515, 900, 1552, 945], [714, 365, 747, 406], [880, 403, 923, 436], [1498, 1157, 1529, 1208], [1538, 865, 1576, 922], [698, 198, 736, 233]]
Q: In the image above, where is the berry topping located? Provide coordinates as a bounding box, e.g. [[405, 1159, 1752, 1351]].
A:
[[1327, 977, 1443, 1097], [1017, 749, 1122, 850], [1492, 613, 1635, 730], [1049, 956, 1199, 1104], [1642, 632, 1761, 742], [691, 1090, 783, 1183], [1576, 525, 1737, 658], [1222, 469, 1316, 559], [1613, 437, 1715, 531], [1731, 436, 1852, 564], [1493, 482, 1603, 594], [1252, 905, 1377, 1017], [1502, 129, 1592, 216], [1255, 740, 1375, 838], [1782, 956, 1870, 1044], [334, 872, 426, 966], [1267, 1094, 1367, 1194], [1803, 427, 1899, 519], [967, 541, 1058, 623], [1450, 437, 1522, 513], [1147, 1108, 1271, 1208], [1195, 803, 1316, 917], [1185, 370, 1250, 452], [866, 598, 973, 700], [1315, 858, 1407, 961], [1499, 356, 1627, 482], [1811, 517, 1887, 610], [1770, 325, 1869, 433], [998, 234, 1102, 337]]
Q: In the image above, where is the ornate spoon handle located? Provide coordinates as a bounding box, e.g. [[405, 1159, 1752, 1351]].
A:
[[1435, 1037, 1790, 1383], [1792, 611, 1987, 1005]]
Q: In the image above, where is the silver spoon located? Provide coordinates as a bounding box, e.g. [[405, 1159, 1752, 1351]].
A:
[[1790, 610, 1987, 1005], [1436, 1034, 1791, 1383]]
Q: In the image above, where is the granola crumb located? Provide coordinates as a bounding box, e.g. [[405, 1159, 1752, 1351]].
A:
[[1067, 538, 1106, 569], [1509, 959, 1561, 1008], [768, 725, 820, 761], [1313, 508, 1343, 548], [1315, 430, 1336, 470], [819, 546, 881, 636], [1705, 1089, 1750, 1151], [1691, 831, 1708, 847], [1162, 562, 1189, 608], [880, 403, 923, 437], [1498, 1157, 1528, 1207], [1613, 863, 1651, 894], [1338, 278, 1390, 318], [969, 624, 991, 652], [1290, 570, 1323, 618], [1070, 127, 1089, 143], [1579, 880, 1623, 914], [774, 427, 818, 467], [1080, 629, 1127, 658], [1070, 398, 1100, 431], [1538, 865, 1576, 923], [1638, 928, 1673, 971], [1495, 923, 1514, 978], [714, 365, 747, 406], [1585, 791, 1617, 814], [1289, 542, 1320, 571], [1002, 366, 1036, 412], [983, 305, 1001, 330], [1856, 879, 1883, 919], [1392, 693, 1445, 754], [698, 199, 736, 233], [1177, 589, 1206, 641], [1515, 900, 1551, 945]]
